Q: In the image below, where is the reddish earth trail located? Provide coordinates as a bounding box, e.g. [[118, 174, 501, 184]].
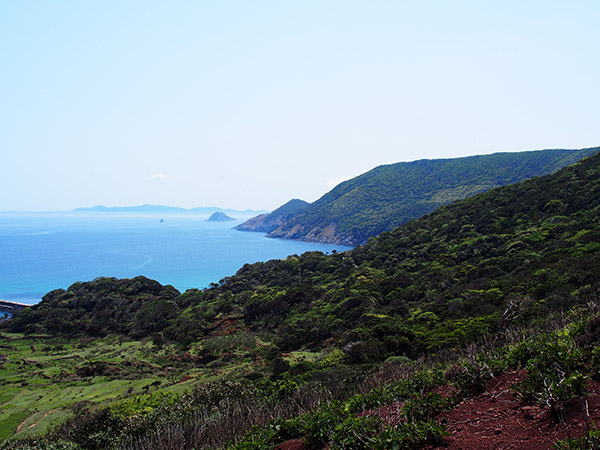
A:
[[277, 371, 600, 450]]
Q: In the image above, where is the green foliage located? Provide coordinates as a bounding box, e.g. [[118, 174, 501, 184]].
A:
[[108, 391, 180, 420], [370, 421, 448, 450], [449, 350, 502, 395], [7, 276, 180, 339], [554, 429, 600, 450], [230, 383, 449, 450], [344, 388, 391, 414], [228, 418, 302, 449], [11, 311, 600, 449], [511, 332, 587, 414], [329, 415, 383, 449], [301, 401, 350, 447], [4, 150, 600, 448], [52, 408, 122, 450], [266, 147, 598, 245], [0, 410, 31, 441], [7, 150, 600, 364], [1, 440, 82, 450], [318, 348, 347, 368], [401, 392, 453, 422]]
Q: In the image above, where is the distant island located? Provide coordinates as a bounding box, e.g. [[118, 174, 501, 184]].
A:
[[207, 212, 236, 222], [0, 205, 269, 221], [69, 204, 266, 217]]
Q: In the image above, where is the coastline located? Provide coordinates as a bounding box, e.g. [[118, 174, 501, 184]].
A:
[[0, 299, 30, 319]]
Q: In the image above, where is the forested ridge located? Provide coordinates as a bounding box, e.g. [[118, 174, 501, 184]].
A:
[[235, 199, 309, 233], [10, 149, 600, 358], [3, 149, 600, 449], [250, 147, 598, 245]]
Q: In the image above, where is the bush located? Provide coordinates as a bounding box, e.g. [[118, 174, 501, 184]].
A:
[[510, 332, 587, 418], [554, 429, 600, 449], [229, 418, 302, 449], [1, 440, 81, 450], [301, 401, 350, 447], [450, 350, 501, 395], [370, 422, 448, 449], [402, 392, 453, 422], [330, 415, 383, 449]]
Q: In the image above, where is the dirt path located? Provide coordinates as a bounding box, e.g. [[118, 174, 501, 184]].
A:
[[428, 372, 600, 450], [276, 371, 600, 450], [16, 408, 60, 434]]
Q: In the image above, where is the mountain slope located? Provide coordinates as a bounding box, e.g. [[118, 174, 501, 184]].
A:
[[214, 148, 600, 354], [4, 150, 600, 448], [265, 147, 599, 245], [5, 150, 600, 449], [235, 198, 309, 233], [10, 149, 600, 358]]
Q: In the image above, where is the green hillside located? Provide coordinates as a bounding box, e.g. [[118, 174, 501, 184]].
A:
[[8, 148, 600, 357], [235, 199, 309, 233], [265, 147, 599, 245], [3, 148, 600, 449]]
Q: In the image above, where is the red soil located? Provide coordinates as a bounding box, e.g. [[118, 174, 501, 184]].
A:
[[277, 371, 600, 450], [428, 371, 600, 450], [276, 438, 309, 450], [206, 315, 246, 336]]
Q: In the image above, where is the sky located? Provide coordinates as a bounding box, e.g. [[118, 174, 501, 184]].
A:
[[1, 1, 599, 212]]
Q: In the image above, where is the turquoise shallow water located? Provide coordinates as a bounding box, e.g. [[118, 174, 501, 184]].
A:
[[0, 213, 352, 305]]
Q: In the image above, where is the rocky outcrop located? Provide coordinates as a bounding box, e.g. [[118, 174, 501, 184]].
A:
[[268, 223, 357, 246]]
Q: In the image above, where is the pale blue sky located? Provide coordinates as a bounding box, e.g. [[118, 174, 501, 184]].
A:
[[1, 1, 598, 211]]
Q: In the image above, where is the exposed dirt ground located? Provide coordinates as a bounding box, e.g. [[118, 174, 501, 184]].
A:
[[428, 372, 600, 450], [276, 370, 600, 450]]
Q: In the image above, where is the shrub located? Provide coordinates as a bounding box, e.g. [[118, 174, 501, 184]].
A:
[[511, 332, 587, 418], [330, 415, 383, 449], [450, 349, 502, 395], [553, 429, 600, 449], [229, 418, 302, 449], [402, 392, 453, 422], [370, 421, 448, 449], [344, 387, 391, 414], [1, 440, 82, 450], [301, 401, 350, 447]]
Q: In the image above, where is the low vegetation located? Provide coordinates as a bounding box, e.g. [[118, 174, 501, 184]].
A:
[[4, 303, 600, 449], [1, 149, 600, 448]]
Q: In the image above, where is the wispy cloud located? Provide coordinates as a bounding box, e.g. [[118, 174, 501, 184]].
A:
[[150, 172, 168, 181], [326, 176, 351, 188]]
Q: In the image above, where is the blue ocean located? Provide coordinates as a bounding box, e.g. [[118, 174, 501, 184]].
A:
[[0, 213, 352, 306]]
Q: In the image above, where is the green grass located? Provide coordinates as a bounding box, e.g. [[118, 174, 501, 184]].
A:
[[285, 350, 322, 363], [0, 332, 265, 440], [0, 409, 30, 440]]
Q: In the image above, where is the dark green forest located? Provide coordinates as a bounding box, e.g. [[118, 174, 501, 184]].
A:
[[264, 147, 598, 245], [3, 149, 600, 449], [11, 148, 600, 358]]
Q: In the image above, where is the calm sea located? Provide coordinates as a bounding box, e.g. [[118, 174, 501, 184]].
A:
[[0, 213, 352, 307]]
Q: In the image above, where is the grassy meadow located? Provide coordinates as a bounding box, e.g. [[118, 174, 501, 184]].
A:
[[0, 331, 271, 441]]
